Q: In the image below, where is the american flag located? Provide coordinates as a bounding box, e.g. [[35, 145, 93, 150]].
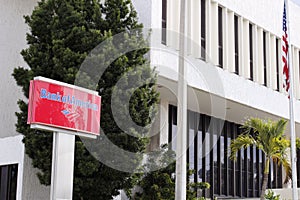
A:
[[282, 1, 290, 94]]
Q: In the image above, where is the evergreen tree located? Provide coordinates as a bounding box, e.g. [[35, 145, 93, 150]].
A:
[[12, 0, 159, 199], [133, 145, 210, 200]]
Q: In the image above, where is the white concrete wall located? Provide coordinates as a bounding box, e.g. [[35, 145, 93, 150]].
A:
[[273, 188, 300, 200], [0, 135, 24, 200], [215, 0, 300, 48], [0, 136, 50, 200], [0, 0, 51, 199], [131, 0, 151, 28], [147, 0, 300, 126], [0, 0, 37, 138]]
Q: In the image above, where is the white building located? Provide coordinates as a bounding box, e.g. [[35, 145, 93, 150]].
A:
[[2, 0, 300, 199]]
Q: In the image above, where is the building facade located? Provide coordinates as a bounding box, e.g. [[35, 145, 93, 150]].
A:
[[2, 0, 300, 199], [149, 0, 300, 199]]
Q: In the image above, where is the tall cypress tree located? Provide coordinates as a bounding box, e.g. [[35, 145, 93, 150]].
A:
[[12, 0, 159, 199]]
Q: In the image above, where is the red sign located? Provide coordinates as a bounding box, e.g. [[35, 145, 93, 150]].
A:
[[27, 77, 101, 136]]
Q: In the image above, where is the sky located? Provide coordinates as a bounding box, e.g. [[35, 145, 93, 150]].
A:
[[292, 0, 300, 6]]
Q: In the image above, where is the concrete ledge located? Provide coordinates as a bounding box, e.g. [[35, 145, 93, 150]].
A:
[[272, 188, 300, 200]]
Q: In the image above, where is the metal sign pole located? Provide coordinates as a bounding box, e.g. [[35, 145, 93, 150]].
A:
[[50, 132, 75, 200]]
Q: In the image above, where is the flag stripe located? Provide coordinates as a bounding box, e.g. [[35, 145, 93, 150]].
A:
[[282, 1, 290, 95]]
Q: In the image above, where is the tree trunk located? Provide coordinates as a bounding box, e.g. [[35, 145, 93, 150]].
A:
[[260, 172, 269, 200], [260, 158, 270, 200]]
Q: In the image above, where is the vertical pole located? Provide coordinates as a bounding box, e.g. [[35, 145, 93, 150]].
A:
[[285, 0, 298, 199], [50, 132, 75, 200], [175, 0, 187, 199]]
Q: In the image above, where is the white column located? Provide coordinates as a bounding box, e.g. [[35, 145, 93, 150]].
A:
[[186, 0, 192, 56], [167, 0, 180, 50], [292, 46, 295, 95], [50, 132, 75, 200], [238, 17, 244, 76], [270, 35, 277, 90], [293, 47, 300, 99], [227, 11, 235, 73], [159, 99, 169, 146], [242, 19, 250, 79], [257, 27, 264, 85], [190, 0, 201, 58], [278, 38, 284, 93], [210, 2, 218, 66], [266, 32, 271, 87], [206, 0, 211, 62], [223, 7, 229, 71]]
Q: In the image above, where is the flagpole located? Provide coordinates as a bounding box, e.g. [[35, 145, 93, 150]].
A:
[[175, 0, 187, 199], [285, 0, 298, 199]]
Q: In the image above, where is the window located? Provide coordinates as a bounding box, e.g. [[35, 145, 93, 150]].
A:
[[227, 123, 235, 196], [162, 0, 167, 44], [269, 160, 282, 189], [249, 24, 254, 80], [234, 15, 239, 74], [188, 111, 196, 183], [0, 164, 18, 200], [197, 113, 203, 183], [297, 149, 300, 186], [218, 6, 223, 68], [205, 116, 211, 198], [201, 0, 206, 60], [168, 105, 177, 151], [263, 31, 267, 86], [212, 118, 219, 195], [276, 38, 280, 91], [299, 51, 300, 92], [168, 105, 283, 199]]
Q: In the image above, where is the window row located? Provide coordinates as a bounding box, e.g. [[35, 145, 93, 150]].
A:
[[168, 105, 282, 199], [162, 0, 300, 98]]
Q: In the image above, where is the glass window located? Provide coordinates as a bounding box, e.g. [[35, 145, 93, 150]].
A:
[[205, 116, 211, 197], [276, 164, 282, 188], [167, 105, 277, 199], [253, 145, 258, 197], [188, 111, 196, 183], [276, 38, 280, 91], [197, 116, 203, 183], [169, 105, 177, 151], [228, 123, 235, 196], [249, 24, 254, 80], [220, 123, 225, 195], [299, 51, 300, 94], [259, 150, 264, 196], [162, 0, 167, 44], [201, 0, 206, 60], [212, 119, 219, 195], [218, 7, 223, 68], [263, 31, 267, 86], [0, 164, 18, 200], [248, 146, 253, 197], [234, 15, 239, 75], [255, 147, 260, 196]]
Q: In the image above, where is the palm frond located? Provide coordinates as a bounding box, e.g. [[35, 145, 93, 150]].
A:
[[296, 137, 300, 149], [230, 117, 290, 194], [270, 119, 287, 138], [281, 157, 292, 184], [229, 134, 256, 160]]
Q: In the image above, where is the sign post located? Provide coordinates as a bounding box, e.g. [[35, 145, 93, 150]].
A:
[[50, 132, 75, 200], [27, 77, 101, 200]]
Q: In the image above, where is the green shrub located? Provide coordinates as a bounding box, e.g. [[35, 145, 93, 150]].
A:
[[264, 190, 280, 200]]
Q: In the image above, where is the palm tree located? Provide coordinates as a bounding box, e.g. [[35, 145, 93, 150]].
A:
[[229, 118, 292, 200]]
